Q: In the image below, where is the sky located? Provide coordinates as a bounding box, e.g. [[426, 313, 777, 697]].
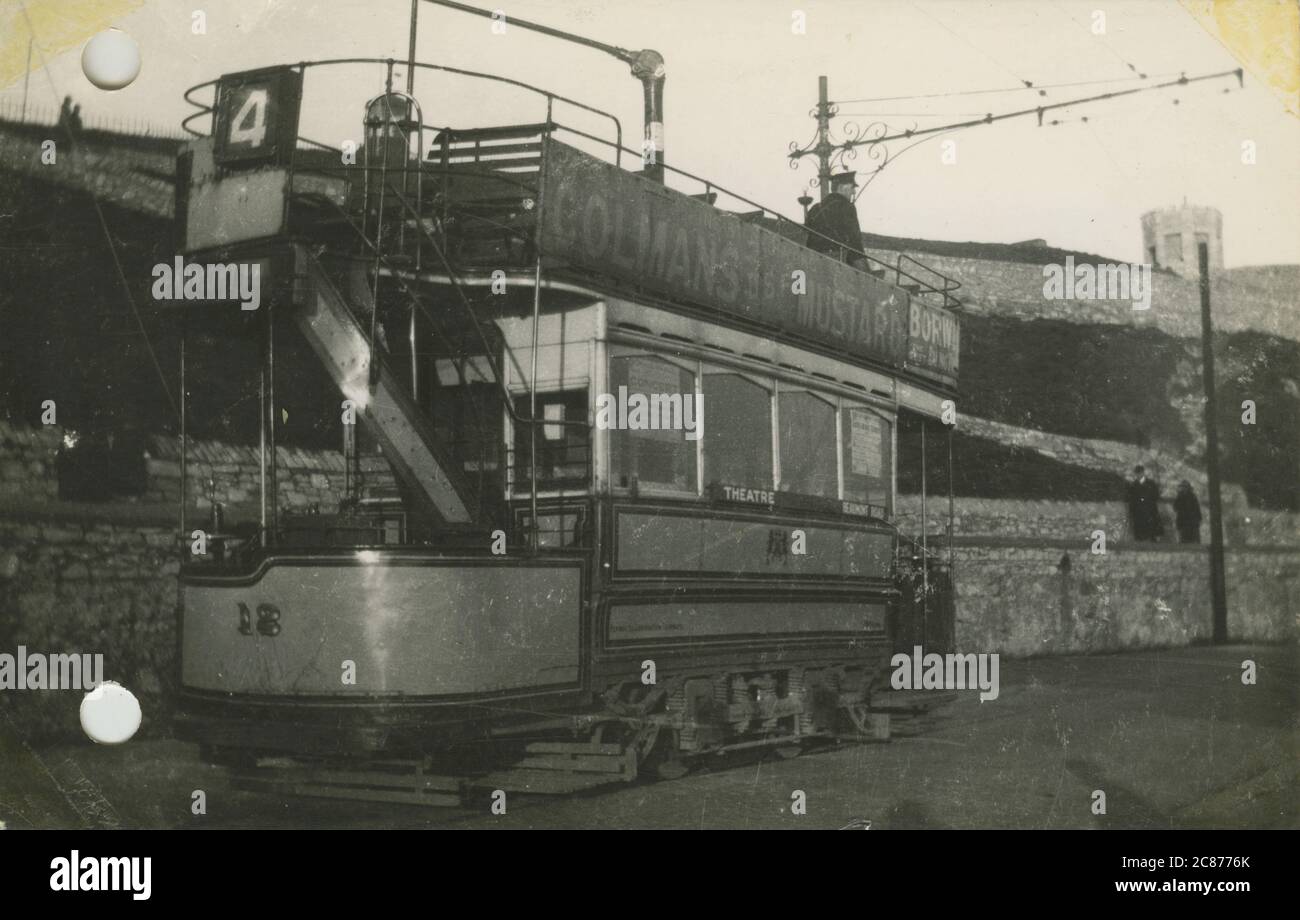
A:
[[2, 0, 1297, 267]]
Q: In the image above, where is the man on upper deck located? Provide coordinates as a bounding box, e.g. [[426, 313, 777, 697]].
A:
[[805, 172, 866, 269]]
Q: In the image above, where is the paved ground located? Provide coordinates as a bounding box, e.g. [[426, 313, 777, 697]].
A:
[[2, 644, 1295, 830]]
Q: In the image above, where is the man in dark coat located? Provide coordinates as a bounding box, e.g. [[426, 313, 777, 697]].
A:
[[806, 172, 865, 268], [1174, 480, 1202, 543], [1127, 465, 1163, 542]]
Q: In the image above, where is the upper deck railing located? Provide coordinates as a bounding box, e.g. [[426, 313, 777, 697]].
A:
[[180, 58, 963, 313]]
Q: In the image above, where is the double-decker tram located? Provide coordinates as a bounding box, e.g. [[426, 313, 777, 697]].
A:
[[170, 47, 962, 802]]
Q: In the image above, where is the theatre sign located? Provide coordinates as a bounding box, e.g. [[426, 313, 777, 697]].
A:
[[539, 139, 959, 389]]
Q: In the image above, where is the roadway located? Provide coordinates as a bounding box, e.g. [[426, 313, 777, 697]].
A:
[[2, 644, 1295, 830]]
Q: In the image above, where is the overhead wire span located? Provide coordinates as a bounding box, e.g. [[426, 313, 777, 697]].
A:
[[835, 72, 1179, 106], [903, 0, 1039, 91], [817, 68, 1243, 154], [1048, 0, 1151, 80]]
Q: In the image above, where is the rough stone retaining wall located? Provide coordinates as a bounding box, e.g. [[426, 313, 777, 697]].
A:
[[143, 434, 353, 521], [864, 245, 1300, 342], [894, 493, 1298, 547], [897, 493, 1298, 656], [948, 540, 1298, 657], [0, 505, 177, 741], [0, 421, 354, 740]]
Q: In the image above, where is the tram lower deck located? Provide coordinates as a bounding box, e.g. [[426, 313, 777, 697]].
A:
[[176, 292, 926, 778]]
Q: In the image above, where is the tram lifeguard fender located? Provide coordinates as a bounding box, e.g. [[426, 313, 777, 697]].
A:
[[537, 139, 959, 388]]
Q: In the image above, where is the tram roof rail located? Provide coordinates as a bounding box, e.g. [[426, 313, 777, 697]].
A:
[[182, 57, 624, 162]]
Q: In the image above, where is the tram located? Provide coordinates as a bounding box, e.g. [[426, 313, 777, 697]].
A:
[[169, 38, 962, 799]]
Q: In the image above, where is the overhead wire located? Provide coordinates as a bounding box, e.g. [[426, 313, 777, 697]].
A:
[[903, 0, 1039, 90], [836, 72, 1179, 106], [1048, 0, 1150, 79], [809, 69, 1243, 156]]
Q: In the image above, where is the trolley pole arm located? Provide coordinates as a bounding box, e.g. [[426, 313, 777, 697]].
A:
[[423, 0, 634, 60]]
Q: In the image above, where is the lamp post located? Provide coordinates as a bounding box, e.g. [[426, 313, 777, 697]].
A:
[[1198, 242, 1228, 642]]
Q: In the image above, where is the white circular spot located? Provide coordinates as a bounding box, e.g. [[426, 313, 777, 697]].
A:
[[80, 29, 141, 91], [80, 681, 141, 744]]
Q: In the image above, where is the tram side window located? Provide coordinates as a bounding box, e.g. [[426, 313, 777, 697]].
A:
[[511, 390, 590, 491], [842, 405, 891, 511], [430, 376, 503, 478], [608, 354, 698, 494], [702, 370, 773, 489], [777, 389, 838, 499]]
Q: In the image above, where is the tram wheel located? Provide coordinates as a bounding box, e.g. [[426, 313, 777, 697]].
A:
[[654, 758, 691, 781], [644, 729, 691, 781]]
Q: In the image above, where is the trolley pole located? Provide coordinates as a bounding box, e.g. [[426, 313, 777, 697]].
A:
[[1198, 243, 1228, 642]]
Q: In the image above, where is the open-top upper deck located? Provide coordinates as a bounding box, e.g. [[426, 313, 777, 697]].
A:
[[178, 59, 961, 394]]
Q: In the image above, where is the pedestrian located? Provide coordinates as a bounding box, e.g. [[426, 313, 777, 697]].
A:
[[1174, 480, 1202, 544], [1127, 464, 1161, 542], [805, 172, 866, 269], [57, 96, 77, 151]]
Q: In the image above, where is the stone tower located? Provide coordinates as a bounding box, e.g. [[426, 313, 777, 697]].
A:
[[1140, 203, 1224, 278]]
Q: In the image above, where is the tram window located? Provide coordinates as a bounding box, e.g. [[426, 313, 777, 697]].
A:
[[842, 405, 892, 510], [430, 378, 502, 477], [608, 354, 698, 494], [777, 389, 838, 499], [702, 370, 773, 489], [512, 390, 590, 491]]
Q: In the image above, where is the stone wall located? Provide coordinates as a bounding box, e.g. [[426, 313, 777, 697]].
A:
[[0, 116, 178, 220], [0, 505, 178, 741], [143, 434, 356, 523], [897, 492, 1298, 658], [0, 421, 358, 740], [896, 494, 1300, 548], [898, 495, 1131, 544], [865, 245, 1299, 343], [1221, 265, 1300, 307], [0, 422, 60, 502], [0, 419, 370, 521], [951, 540, 1299, 657]]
